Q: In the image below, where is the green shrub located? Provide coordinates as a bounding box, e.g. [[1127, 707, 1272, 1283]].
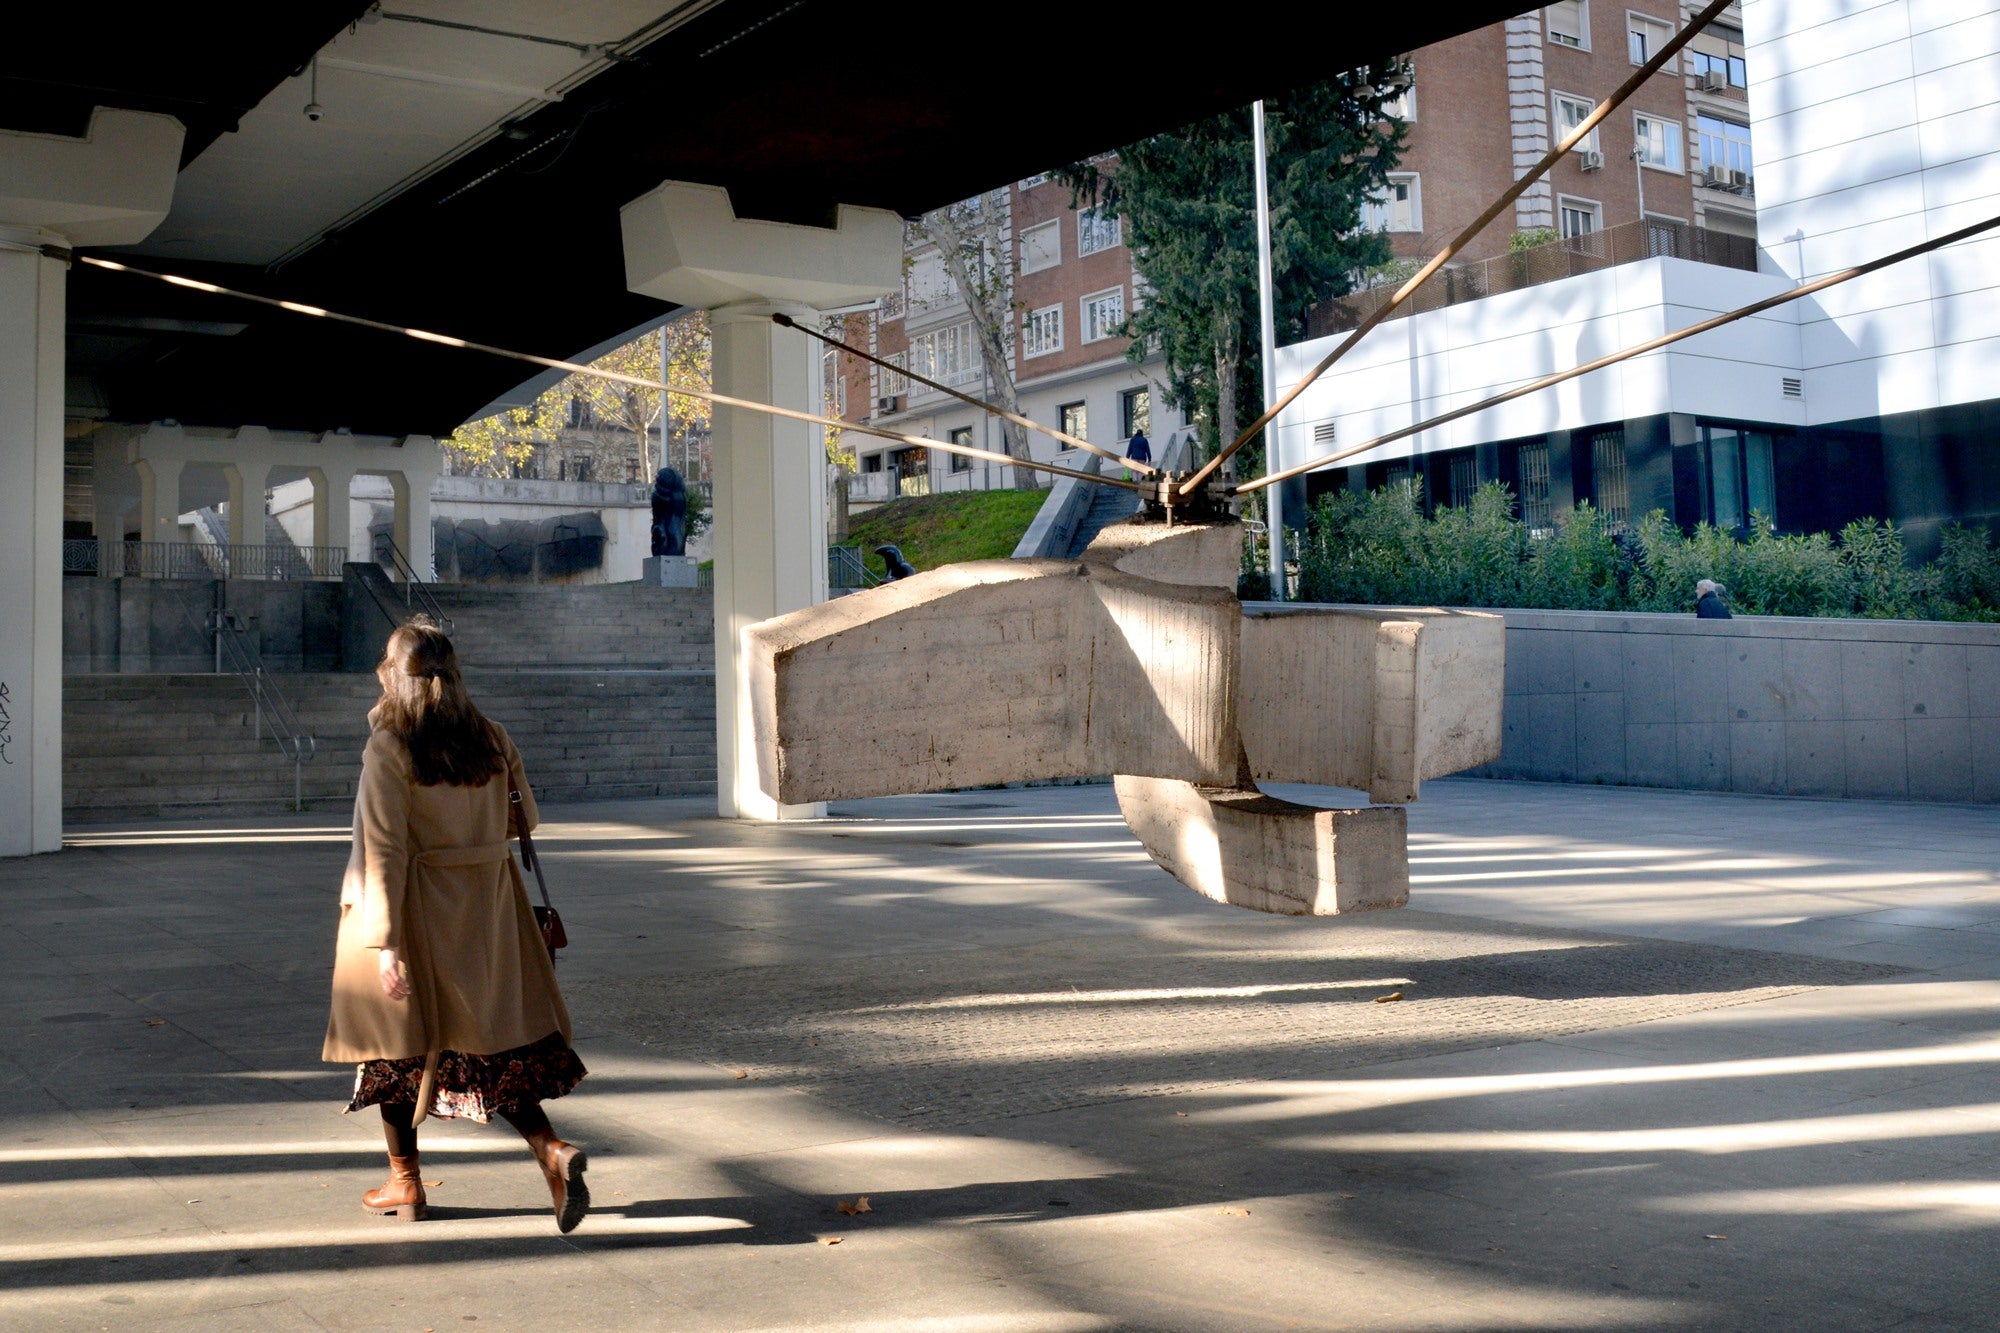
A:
[[1293, 483, 2000, 621]]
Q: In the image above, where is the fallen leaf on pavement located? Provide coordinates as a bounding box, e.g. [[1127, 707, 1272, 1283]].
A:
[[1704, 1234, 1727, 1241], [1337, 1193, 1357, 1200], [144, 1019, 166, 1027], [835, 1196, 873, 1216], [733, 1070, 749, 1080], [1219, 1206, 1251, 1217], [819, 1236, 842, 1246], [424, 1180, 441, 1187], [1373, 991, 1404, 1003]]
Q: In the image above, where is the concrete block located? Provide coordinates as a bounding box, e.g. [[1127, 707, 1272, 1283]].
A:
[[1515, 629, 1574, 696], [1114, 776, 1408, 916], [1673, 636, 1733, 724], [1843, 720, 1909, 798], [1973, 717, 2000, 802], [1574, 691, 1625, 782], [1676, 723, 1731, 791], [1526, 694, 1577, 781], [1725, 638, 1788, 722], [1786, 721, 1846, 796], [1905, 716, 1974, 802], [1780, 638, 1845, 721], [1968, 645, 2000, 718], [1902, 641, 1970, 719], [1572, 631, 1623, 694], [1728, 721, 1787, 793], [1625, 722, 1678, 788], [1621, 635, 1677, 724], [1841, 641, 1907, 719]]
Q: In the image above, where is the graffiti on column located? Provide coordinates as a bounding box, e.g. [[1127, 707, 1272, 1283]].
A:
[[0, 681, 11, 765]]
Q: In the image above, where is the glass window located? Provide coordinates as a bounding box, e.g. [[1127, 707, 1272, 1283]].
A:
[[1628, 12, 1672, 67], [1081, 288, 1126, 342], [1022, 304, 1063, 358], [908, 321, 981, 386], [1547, 0, 1588, 48], [877, 351, 908, 398], [862, 453, 883, 473], [1077, 208, 1122, 256], [1689, 27, 1748, 87], [1634, 113, 1682, 170], [1060, 401, 1088, 441], [1019, 220, 1060, 273], [1697, 114, 1753, 181], [823, 348, 845, 417], [1516, 441, 1554, 534], [1120, 388, 1151, 439], [948, 425, 974, 473], [1447, 452, 1478, 508], [1589, 428, 1628, 529], [1554, 92, 1599, 154], [1701, 425, 1777, 528], [1361, 174, 1421, 232], [1560, 196, 1601, 240]]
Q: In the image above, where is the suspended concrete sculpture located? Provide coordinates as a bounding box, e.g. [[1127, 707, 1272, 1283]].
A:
[[745, 516, 1503, 915]]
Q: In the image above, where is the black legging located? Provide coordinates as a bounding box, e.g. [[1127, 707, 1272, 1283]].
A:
[[379, 1100, 552, 1156]]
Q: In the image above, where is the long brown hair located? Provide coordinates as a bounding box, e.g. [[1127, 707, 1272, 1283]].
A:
[[373, 616, 504, 787]]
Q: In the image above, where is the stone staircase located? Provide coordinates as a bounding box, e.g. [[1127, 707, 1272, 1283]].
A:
[[1066, 482, 1143, 557], [422, 583, 713, 671], [63, 582, 719, 821]]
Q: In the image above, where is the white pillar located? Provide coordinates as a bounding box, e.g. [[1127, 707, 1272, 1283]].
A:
[[135, 456, 184, 545], [310, 465, 355, 558], [225, 461, 271, 551], [619, 181, 902, 820], [0, 110, 181, 856], [711, 301, 830, 819], [385, 471, 435, 581]]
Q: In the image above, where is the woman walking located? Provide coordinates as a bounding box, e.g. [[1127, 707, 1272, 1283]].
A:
[[323, 615, 589, 1232]]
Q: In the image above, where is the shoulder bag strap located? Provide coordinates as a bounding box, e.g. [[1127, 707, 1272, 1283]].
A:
[[509, 781, 555, 913]]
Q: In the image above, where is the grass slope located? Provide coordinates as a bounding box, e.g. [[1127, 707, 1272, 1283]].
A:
[[843, 488, 1048, 578]]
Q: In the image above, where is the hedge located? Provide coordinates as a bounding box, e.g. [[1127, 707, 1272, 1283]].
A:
[[1285, 481, 2000, 622]]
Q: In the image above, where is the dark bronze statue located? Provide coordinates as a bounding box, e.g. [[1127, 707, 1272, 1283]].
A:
[[875, 544, 917, 581], [650, 466, 687, 557]]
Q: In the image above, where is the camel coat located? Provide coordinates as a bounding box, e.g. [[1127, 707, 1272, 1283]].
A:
[[322, 719, 571, 1067]]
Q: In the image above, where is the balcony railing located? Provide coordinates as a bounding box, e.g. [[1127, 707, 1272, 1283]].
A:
[[1310, 218, 1760, 337], [62, 539, 348, 580]]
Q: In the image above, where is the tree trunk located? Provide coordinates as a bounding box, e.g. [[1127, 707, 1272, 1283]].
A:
[[1212, 311, 1240, 487], [832, 470, 850, 543], [919, 196, 1036, 490]]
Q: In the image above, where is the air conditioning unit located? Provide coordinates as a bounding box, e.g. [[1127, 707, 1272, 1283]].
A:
[[1703, 163, 1732, 187], [1730, 169, 1752, 191], [874, 395, 901, 414], [1699, 69, 1727, 92], [1579, 149, 1605, 172]]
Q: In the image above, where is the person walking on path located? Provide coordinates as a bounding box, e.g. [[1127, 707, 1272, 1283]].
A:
[[1695, 578, 1733, 619], [1124, 428, 1152, 480], [323, 615, 590, 1232]]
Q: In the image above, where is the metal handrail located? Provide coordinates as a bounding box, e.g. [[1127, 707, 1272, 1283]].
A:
[[829, 545, 883, 590], [169, 584, 318, 812], [372, 534, 454, 629]]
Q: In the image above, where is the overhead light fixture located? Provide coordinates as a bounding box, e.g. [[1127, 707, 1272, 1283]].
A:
[[303, 57, 324, 122]]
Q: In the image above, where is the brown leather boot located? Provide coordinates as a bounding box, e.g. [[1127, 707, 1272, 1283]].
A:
[[524, 1130, 589, 1233], [362, 1153, 427, 1221]]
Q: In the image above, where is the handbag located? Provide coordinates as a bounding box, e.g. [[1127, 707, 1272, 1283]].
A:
[[510, 783, 567, 962]]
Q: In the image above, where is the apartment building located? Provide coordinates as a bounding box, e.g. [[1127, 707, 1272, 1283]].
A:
[[1273, 0, 2000, 556], [827, 176, 1183, 511], [1373, 0, 1754, 270]]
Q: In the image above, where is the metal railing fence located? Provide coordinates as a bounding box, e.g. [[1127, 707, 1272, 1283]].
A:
[[1311, 218, 1760, 337], [371, 534, 453, 629], [168, 583, 318, 812], [63, 539, 348, 580]]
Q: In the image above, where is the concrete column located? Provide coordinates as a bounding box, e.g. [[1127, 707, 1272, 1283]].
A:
[[311, 466, 356, 558], [225, 460, 272, 550], [619, 181, 902, 820], [135, 457, 184, 545], [385, 471, 435, 580], [93, 491, 125, 579], [711, 300, 829, 819], [0, 109, 180, 856]]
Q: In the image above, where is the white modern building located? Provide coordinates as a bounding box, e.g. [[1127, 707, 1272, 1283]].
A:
[[1273, 0, 2000, 555]]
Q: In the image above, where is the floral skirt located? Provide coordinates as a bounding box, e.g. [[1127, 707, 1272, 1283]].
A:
[[345, 1031, 586, 1124]]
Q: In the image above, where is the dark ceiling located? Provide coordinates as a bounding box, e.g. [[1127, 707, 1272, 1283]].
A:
[[10, 1, 1530, 437]]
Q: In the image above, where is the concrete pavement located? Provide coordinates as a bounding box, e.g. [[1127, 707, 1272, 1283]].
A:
[[5, 778, 2000, 1330]]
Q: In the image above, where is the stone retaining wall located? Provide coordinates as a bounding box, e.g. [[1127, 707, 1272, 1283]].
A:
[[1280, 605, 2000, 803]]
